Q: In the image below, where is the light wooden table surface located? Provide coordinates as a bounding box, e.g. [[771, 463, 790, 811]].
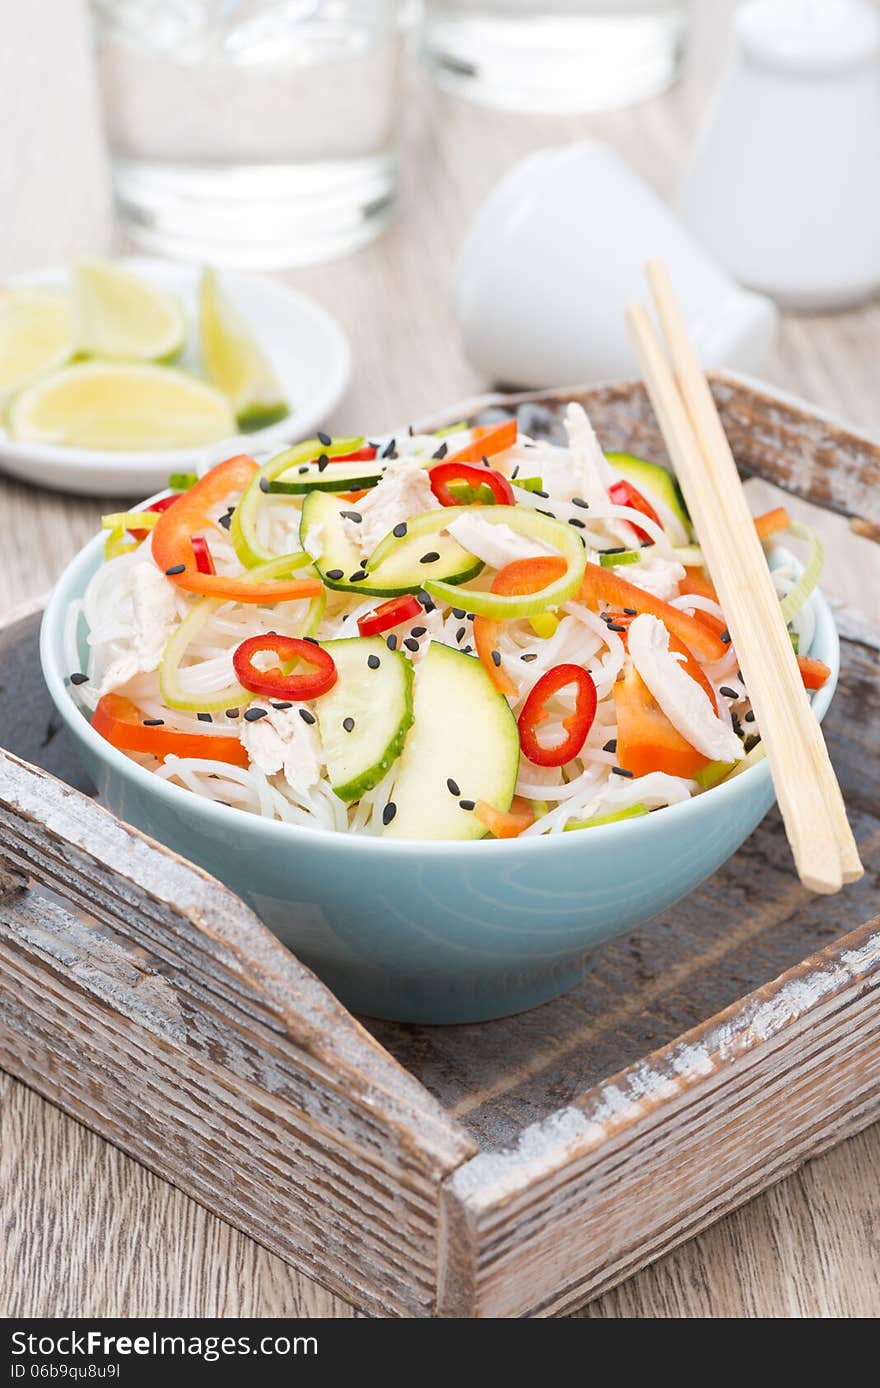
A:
[[2, 0, 879, 1319]]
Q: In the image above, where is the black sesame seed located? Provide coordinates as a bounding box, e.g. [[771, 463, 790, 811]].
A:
[[340, 510, 362, 522], [411, 625, 426, 637], [432, 442, 448, 460], [404, 637, 419, 652], [745, 709, 756, 723], [343, 716, 355, 733], [481, 455, 491, 468], [446, 778, 460, 796], [744, 734, 761, 753], [317, 454, 329, 472], [244, 707, 268, 722], [459, 799, 476, 811], [602, 547, 625, 555], [491, 650, 502, 667], [611, 767, 634, 778], [572, 496, 589, 509], [367, 654, 381, 669], [452, 608, 466, 619], [386, 634, 397, 650], [197, 712, 212, 723], [272, 701, 294, 710], [568, 517, 586, 529], [720, 686, 739, 699], [420, 550, 441, 564], [607, 622, 626, 633], [218, 512, 232, 530], [462, 645, 473, 654], [521, 652, 538, 662], [603, 739, 618, 753], [165, 564, 186, 576], [142, 718, 164, 726], [299, 708, 316, 725], [381, 438, 397, 459], [69, 672, 89, 685], [392, 521, 408, 538], [317, 430, 332, 446], [382, 802, 397, 825], [532, 488, 549, 499], [349, 570, 368, 583], [456, 626, 466, 644], [325, 568, 344, 580], [536, 508, 555, 518], [259, 477, 270, 492], [225, 708, 240, 719], [623, 607, 637, 616], [731, 711, 743, 737], [298, 464, 310, 474], [720, 628, 731, 644]]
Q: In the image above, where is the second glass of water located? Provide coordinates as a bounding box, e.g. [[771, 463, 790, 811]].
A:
[[89, 0, 412, 268], [423, 1, 692, 113]]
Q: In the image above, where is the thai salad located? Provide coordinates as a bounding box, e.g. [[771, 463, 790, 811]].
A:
[[65, 404, 828, 841]]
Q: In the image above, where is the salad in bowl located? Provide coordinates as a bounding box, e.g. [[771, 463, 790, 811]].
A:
[[61, 404, 828, 841], [43, 397, 836, 1021]]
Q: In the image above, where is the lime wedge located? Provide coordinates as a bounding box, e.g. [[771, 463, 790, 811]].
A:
[[8, 361, 236, 451], [200, 268, 288, 430], [0, 289, 73, 404], [73, 258, 186, 362]]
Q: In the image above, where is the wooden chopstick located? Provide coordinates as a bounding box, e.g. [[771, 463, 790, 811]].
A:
[[645, 260, 863, 886], [625, 264, 861, 893]]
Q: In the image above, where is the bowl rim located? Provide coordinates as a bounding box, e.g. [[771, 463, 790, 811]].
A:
[[40, 516, 840, 860]]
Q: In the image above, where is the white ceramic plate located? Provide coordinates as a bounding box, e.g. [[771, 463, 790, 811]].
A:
[[0, 257, 351, 497]]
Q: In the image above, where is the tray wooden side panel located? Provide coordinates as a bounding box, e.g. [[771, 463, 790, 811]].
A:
[[439, 920, 880, 1317], [0, 748, 476, 1318]]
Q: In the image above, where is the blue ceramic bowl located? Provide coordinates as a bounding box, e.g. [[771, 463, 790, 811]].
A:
[[41, 534, 839, 1023]]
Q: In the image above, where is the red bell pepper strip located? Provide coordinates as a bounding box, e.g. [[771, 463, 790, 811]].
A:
[[151, 455, 322, 603], [128, 492, 180, 542], [357, 594, 423, 638], [518, 663, 597, 767], [607, 479, 662, 545], [578, 563, 727, 664], [232, 635, 337, 701], [613, 665, 709, 780], [92, 693, 249, 767], [429, 460, 515, 507], [190, 535, 215, 575], [798, 656, 831, 689], [473, 556, 568, 696], [446, 419, 517, 464], [474, 797, 535, 838]]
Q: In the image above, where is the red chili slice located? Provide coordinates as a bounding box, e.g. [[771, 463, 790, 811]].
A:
[[232, 635, 337, 701], [429, 460, 515, 507], [517, 664, 597, 767], [357, 594, 422, 638], [608, 479, 662, 545], [190, 535, 215, 575]]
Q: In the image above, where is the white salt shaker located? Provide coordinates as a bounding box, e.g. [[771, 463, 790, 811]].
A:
[[677, 0, 880, 310]]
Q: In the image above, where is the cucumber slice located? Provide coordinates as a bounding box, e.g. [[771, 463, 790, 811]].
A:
[[318, 638, 414, 801], [606, 451, 693, 542], [564, 803, 649, 831], [267, 457, 385, 495], [383, 643, 520, 841], [301, 493, 483, 597], [599, 548, 641, 567]]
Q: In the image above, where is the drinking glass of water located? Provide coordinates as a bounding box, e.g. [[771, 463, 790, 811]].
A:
[[423, 0, 692, 112], [88, 0, 412, 267]]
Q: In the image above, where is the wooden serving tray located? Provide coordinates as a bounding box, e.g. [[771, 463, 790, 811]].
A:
[[1, 373, 879, 1318]]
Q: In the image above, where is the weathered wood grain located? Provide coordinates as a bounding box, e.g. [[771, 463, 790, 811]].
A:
[[0, 747, 474, 1318]]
